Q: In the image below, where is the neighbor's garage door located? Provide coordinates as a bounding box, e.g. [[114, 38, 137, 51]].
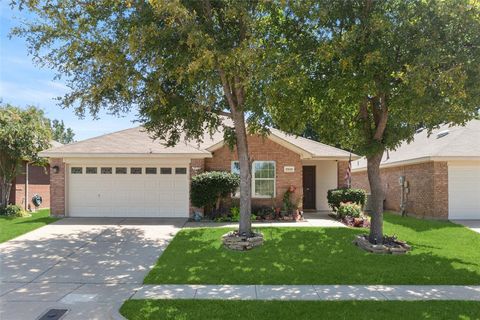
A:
[[68, 165, 189, 217], [448, 164, 480, 220]]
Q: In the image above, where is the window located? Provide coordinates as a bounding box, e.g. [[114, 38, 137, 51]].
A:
[[101, 167, 112, 174], [146, 167, 157, 174], [175, 167, 187, 174], [160, 167, 172, 174], [130, 167, 142, 174], [86, 167, 97, 174], [231, 161, 240, 197], [115, 167, 127, 174], [71, 167, 82, 174], [252, 161, 275, 197]]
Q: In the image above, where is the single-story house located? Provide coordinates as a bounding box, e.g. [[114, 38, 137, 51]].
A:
[[1, 141, 63, 211], [39, 127, 357, 218], [352, 120, 480, 220]]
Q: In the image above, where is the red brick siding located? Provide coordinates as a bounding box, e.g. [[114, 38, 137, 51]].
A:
[[351, 161, 448, 219], [205, 135, 303, 209], [337, 161, 349, 188], [9, 163, 51, 209], [49, 158, 66, 216]]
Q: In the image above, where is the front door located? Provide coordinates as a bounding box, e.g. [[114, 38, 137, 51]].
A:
[[302, 166, 316, 210]]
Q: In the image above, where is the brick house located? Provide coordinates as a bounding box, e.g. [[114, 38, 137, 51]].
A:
[[39, 127, 357, 218], [352, 120, 480, 220]]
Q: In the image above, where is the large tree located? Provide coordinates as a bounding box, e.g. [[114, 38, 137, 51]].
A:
[[268, 0, 480, 243], [0, 105, 51, 209], [11, 0, 287, 235], [50, 119, 75, 144]]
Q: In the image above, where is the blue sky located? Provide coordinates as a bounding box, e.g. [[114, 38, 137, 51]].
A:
[[0, 3, 138, 141]]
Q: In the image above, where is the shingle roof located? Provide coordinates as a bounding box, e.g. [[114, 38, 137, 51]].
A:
[[40, 127, 210, 157], [352, 120, 480, 170], [40, 124, 357, 160], [269, 128, 355, 159]]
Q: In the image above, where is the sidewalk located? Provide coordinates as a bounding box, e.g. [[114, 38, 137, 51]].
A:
[[183, 211, 345, 228], [131, 284, 480, 301]]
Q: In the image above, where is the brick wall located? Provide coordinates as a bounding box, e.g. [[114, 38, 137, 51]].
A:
[[351, 161, 448, 219], [205, 135, 303, 209], [49, 158, 66, 216], [9, 163, 51, 210]]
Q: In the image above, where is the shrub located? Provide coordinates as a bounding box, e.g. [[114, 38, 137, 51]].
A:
[[1, 204, 29, 217], [327, 188, 367, 212], [337, 202, 362, 219], [191, 171, 240, 210], [230, 206, 240, 221]]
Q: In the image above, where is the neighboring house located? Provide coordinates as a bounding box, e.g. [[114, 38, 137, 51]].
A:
[[39, 127, 357, 218], [352, 120, 480, 220], [5, 141, 64, 210]]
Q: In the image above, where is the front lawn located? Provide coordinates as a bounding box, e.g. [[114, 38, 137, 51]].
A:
[[144, 213, 480, 285], [120, 300, 480, 320], [0, 209, 58, 243]]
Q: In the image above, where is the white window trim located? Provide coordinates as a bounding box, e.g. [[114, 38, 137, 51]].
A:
[[231, 160, 276, 199], [252, 161, 276, 198], [231, 161, 240, 198]]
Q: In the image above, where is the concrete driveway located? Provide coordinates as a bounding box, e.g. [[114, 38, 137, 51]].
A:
[[453, 220, 480, 234], [0, 217, 186, 320]]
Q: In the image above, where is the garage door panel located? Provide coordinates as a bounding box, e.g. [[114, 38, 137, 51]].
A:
[[449, 165, 480, 220], [68, 165, 189, 217]]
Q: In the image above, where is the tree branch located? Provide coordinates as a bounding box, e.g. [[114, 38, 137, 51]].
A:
[[218, 68, 237, 112], [373, 93, 388, 141]]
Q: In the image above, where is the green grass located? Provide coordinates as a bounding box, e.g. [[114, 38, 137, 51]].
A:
[[0, 209, 59, 243], [144, 212, 480, 285], [120, 300, 480, 320]]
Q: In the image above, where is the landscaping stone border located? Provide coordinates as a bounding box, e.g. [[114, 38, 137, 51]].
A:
[[353, 234, 411, 254], [222, 231, 264, 251]]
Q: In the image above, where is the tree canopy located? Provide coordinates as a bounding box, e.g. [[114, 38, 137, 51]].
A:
[[50, 119, 75, 144], [267, 0, 480, 242], [0, 105, 51, 208]]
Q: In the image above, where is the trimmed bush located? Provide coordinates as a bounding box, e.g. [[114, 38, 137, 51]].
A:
[[0, 204, 29, 217], [327, 188, 367, 212], [191, 171, 240, 209], [337, 202, 362, 219]]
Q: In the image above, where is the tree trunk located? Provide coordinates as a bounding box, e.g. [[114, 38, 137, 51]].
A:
[[231, 110, 252, 235], [367, 150, 384, 244], [0, 180, 12, 210]]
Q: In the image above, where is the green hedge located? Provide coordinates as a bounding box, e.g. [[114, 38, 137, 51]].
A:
[[190, 171, 240, 209], [327, 188, 367, 212]]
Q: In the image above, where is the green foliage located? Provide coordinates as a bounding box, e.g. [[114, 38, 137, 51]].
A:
[[50, 119, 75, 144], [282, 190, 295, 215], [190, 171, 240, 209], [230, 206, 240, 221], [337, 202, 362, 219], [0, 204, 28, 217], [10, 0, 282, 145], [268, 1, 480, 156], [0, 105, 51, 208], [327, 188, 367, 213]]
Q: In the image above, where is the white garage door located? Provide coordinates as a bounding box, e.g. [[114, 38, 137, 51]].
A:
[[448, 164, 480, 220], [68, 165, 189, 217]]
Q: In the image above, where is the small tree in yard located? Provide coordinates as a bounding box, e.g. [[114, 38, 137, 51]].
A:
[[11, 0, 290, 236], [0, 105, 51, 210], [50, 119, 75, 144], [268, 1, 480, 243]]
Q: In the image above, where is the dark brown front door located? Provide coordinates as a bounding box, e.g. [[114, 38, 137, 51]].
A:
[[303, 166, 316, 210]]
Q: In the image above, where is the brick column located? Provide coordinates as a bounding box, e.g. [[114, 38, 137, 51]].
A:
[[337, 161, 349, 188], [432, 161, 448, 219], [49, 158, 66, 216]]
